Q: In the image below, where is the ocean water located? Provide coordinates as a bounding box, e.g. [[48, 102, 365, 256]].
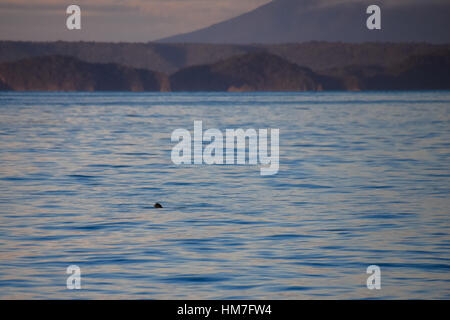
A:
[[0, 91, 449, 299]]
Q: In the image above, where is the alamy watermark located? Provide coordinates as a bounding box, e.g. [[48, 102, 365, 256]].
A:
[[65, 4, 380, 32], [366, 5, 381, 30], [66, 5, 81, 30], [66, 265, 81, 289], [366, 265, 381, 290], [171, 121, 279, 176]]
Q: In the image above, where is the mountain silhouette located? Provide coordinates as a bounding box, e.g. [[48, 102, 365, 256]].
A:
[[159, 0, 450, 44], [170, 52, 322, 91], [0, 55, 169, 91], [2, 41, 449, 75], [1, 51, 449, 92]]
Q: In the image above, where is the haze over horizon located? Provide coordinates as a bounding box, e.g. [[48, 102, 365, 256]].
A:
[[0, 0, 450, 43]]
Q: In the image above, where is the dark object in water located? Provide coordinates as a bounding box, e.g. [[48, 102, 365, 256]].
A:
[[154, 203, 163, 208]]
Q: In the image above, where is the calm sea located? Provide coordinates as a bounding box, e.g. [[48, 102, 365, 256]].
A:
[[0, 92, 449, 299]]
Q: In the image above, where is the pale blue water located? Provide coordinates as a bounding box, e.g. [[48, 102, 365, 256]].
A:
[[0, 91, 449, 299]]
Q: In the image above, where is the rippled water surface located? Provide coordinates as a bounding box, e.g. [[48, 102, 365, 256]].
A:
[[0, 92, 449, 299]]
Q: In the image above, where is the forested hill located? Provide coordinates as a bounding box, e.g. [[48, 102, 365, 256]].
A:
[[0, 55, 169, 92], [1, 41, 449, 74], [1, 51, 449, 92]]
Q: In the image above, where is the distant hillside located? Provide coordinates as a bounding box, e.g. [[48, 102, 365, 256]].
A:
[[0, 78, 10, 90], [321, 52, 450, 91], [1, 41, 449, 74], [320, 65, 385, 91], [0, 55, 169, 92], [160, 0, 450, 44], [170, 52, 322, 91], [366, 53, 450, 90], [1, 51, 449, 92], [171, 51, 450, 92]]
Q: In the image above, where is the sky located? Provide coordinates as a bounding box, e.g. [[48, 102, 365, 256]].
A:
[[0, 0, 272, 42], [0, 0, 447, 42]]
